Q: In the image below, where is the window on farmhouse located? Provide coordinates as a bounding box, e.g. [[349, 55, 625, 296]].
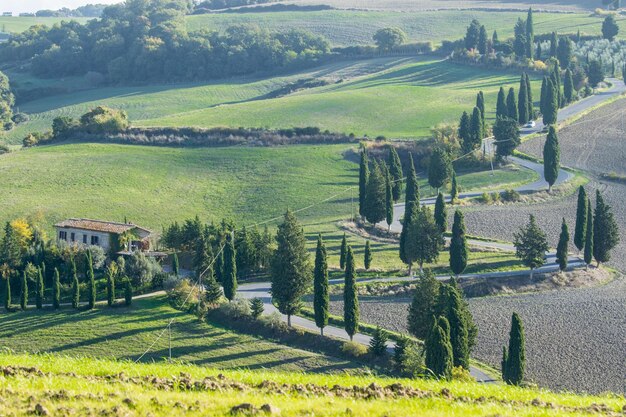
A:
[[59, 231, 67, 240], [91, 235, 99, 245]]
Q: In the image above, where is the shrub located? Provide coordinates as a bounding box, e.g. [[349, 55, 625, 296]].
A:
[[250, 297, 264, 319], [341, 341, 368, 358], [124, 278, 133, 306], [501, 189, 521, 202], [490, 192, 501, 203], [396, 342, 426, 378], [260, 312, 287, 331], [167, 279, 200, 312], [152, 271, 169, 289], [11, 113, 29, 124], [452, 366, 475, 382], [479, 192, 492, 204], [126, 251, 162, 288], [369, 326, 389, 356], [0, 144, 9, 155], [163, 275, 182, 291], [219, 298, 251, 319], [79, 106, 129, 134]]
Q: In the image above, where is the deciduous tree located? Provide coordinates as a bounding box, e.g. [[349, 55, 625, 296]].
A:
[[514, 215, 549, 279]]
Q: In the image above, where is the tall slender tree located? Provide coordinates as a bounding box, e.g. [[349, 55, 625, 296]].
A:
[[518, 75, 529, 124], [496, 87, 507, 119], [364, 160, 387, 225], [458, 111, 471, 154], [106, 265, 116, 307], [271, 210, 311, 326], [408, 269, 440, 339], [584, 201, 594, 267], [36, 267, 44, 309], [413, 206, 442, 273], [551, 62, 562, 108], [425, 317, 453, 379], [543, 78, 558, 125], [450, 210, 468, 278], [574, 186, 588, 253], [71, 259, 79, 309], [450, 170, 459, 203], [557, 37, 572, 69], [493, 116, 521, 159], [313, 234, 329, 336], [556, 218, 570, 272], [124, 279, 133, 306], [476, 91, 485, 132], [400, 154, 419, 267], [343, 246, 359, 341], [503, 312, 525, 385], [3, 274, 11, 310], [563, 68, 574, 104], [593, 191, 620, 266], [402, 201, 420, 276], [549, 31, 557, 57], [428, 148, 451, 192], [339, 233, 347, 270], [478, 25, 488, 55], [358, 148, 369, 218], [467, 107, 483, 153], [543, 125, 560, 192], [52, 267, 60, 309], [20, 270, 27, 310], [447, 289, 470, 369], [385, 164, 394, 230], [434, 192, 447, 235], [539, 76, 548, 116], [172, 252, 180, 277], [223, 233, 238, 301], [506, 87, 518, 122], [87, 251, 96, 309], [525, 8, 534, 59], [525, 73, 533, 118], [387, 145, 403, 201]]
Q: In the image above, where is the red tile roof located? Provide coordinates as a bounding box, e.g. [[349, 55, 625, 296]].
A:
[[54, 218, 150, 234]]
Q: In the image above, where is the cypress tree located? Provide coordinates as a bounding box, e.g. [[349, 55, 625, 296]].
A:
[[584, 201, 594, 267], [369, 326, 389, 357], [563, 68, 574, 104], [250, 297, 264, 318], [496, 87, 507, 119], [476, 91, 485, 132], [413, 205, 442, 273], [550, 32, 557, 57], [172, 252, 179, 277], [271, 210, 311, 326], [434, 192, 447, 234], [223, 233, 238, 302], [71, 259, 79, 309], [364, 240, 372, 270], [506, 87, 518, 122], [204, 271, 222, 305], [428, 148, 451, 191], [450, 210, 468, 278], [402, 202, 420, 276], [4, 275, 11, 310], [400, 154, 419, 266], [124, 279, 133, 306], [36, 267, 44, 309], [551, 63, 562, 108], [458, 111, 471, 151], [556, 218, 569, 272], [467, 107, 483, 153], [536, 42, 542, 60], [574, 186, 588, 253], [539, 76, 547, 116], [343, 246, 359, 341], [504, 312, 525, 386], [425, 317, 453, 379], [215, 246, 224, 284], [53, 268, 60, 309], [593, 191, 620, 266], [385, 163, 394, 230], [358, 148, 369, 218], [518, 75, 529, 124], [543, 125, 560, 192], [447, 289, 470, 369], [20, 270, 27, 310], [87, 251, 96, 309], [492, 30, 498, 44], [478, 25, 488, 55], [313, 234, 329, 335], [501, 346, 509, 381], [106, 266, 115, 307], [407, 269, 440, 339], [526, 8, 534, 59], [339, 233, 347, 270], [387, 145, 403, 201], [450, 171, 459, 203], [543, 78, 558, 126], [363, 160, 387, 225], [525, 73, 533, 118]]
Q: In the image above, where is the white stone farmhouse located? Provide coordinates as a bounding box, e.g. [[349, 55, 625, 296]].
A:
[[54, 218, 152, 254]]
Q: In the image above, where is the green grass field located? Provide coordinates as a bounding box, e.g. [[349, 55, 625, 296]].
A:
[[3, 57, 542, 144], [186, 10, 626, 47], [0, 296, 361, 373], [0, 16, 90, 34], [1, 352, 623, 416]]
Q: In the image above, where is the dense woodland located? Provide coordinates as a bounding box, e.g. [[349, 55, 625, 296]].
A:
[[0, 0, 330, 84]]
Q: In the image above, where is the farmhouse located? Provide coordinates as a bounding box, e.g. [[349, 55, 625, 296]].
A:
[[54, 218, 152, 254]]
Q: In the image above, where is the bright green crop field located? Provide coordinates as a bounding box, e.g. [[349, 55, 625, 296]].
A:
[[1, 352, 623, 416], [0, 16, 91, 34], [3, 56, 541, 144]]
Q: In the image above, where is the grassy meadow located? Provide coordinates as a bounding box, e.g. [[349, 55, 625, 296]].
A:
[[3, 56, 543, 144], [0, 16, 90, 34], [1, 352, 624, 416]]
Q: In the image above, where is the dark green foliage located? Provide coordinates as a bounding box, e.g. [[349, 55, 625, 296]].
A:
[[425, 317, 453, 379], [466, 107, 483, 154], [408, 269, 440, 340], [343, 246, 359, 340], [543, 78, 558, 126], [172, 252, 179, 277], [584, 201, 594, 266], [602, 14, 619, 41], [447, 289, 470, 369], [364, 160, 387, 224], [492, 30, 499, 44], [503, 312, 526, 385], [525, 8, 534, 59], [563, 69, 574, 104], [223, 233, 238, 302], [501, 346, 509, 381], [450, 171, 459, 202], [71, 259, 79, 309], [339, 233, 347, 270], [539, 76, 548, 116], [464, 19, 481, 50], [478, 26, 488, 55], [271, 210, 311, 325], [20, 270, 27, 310], [593, 191, 620, 265], [1, 222, 22, 272], [106, 267, 115, 307], [434, 192, 447, 235], [86, 251, 96, 309], [387, 145, 403, 201], [215, 246, 224, 283], [4, 275, 11, 310], [405, 205, 442, 273], [556, 218, 570, 272], [250, 297, 264, 319], [557, 37, 572, 69], [550, 32, 557, 57], [506, 87, 518, 122], [518, 75, 529, 124], [458, 111, 471, 153], [428, 148, 451, 191], [574, 186, 588, 252], [369, 326, 389, 356], [513, 18, 527, 58], [402, 202, 421, 275], [124, 279, 133, 306], [450, 210, 468, 277], [493, 116, 521, 159], [514, 215, 549, 275], [476, 91, 485, 131], [393, 335, 410, 366], [358, 149, 369, 218], [543, 125, 560, 191], [525, 73, 533, 118], [496, 87, 507, 119], [204, 272, 223, 305], [313, 234, 329, 334], [587, 60, 604, 88], [36, 267, 44, 309], [385, 164, 394, 229], [364, 240, 372, 270], [551, 62, 562, 108], [373, 27, 407, 50], [400, 154, 420, 267]]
